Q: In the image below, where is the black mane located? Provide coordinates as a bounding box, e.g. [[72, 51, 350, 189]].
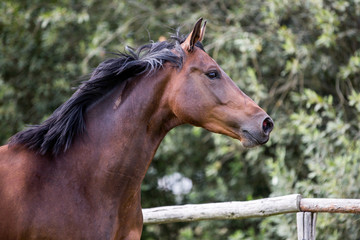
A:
[[9, 34, 201, 156]]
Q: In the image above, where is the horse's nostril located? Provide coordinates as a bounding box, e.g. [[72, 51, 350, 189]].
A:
[[262, 117, 274, 134]]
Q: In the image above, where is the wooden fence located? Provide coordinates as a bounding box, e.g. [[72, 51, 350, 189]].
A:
[[142, 194, 360, 240]]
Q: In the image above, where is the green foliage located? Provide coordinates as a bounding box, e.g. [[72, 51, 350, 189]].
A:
[[1, 0, 360, 239]]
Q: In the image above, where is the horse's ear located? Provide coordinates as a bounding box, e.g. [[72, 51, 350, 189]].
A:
[[199, 20, 207, 42], [182, 18, 206, 52]]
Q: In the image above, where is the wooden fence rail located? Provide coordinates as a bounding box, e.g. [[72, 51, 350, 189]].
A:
[[142, 194, 360, 240], [143, 194, 301, 224]]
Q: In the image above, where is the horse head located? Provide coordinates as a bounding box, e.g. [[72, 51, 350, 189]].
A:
[[168, 18, 273, 147]]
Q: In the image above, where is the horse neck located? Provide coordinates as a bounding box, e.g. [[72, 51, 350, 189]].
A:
[[62, 67, 179, 200]]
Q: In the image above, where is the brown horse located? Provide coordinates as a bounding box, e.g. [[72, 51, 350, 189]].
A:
[[0, 18, 273, 240]]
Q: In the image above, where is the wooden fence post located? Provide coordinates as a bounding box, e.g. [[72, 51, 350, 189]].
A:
[[297, 212, 317, 240]]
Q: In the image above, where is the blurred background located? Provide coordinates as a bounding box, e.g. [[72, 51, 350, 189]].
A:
[[1, 0, 360, 239]]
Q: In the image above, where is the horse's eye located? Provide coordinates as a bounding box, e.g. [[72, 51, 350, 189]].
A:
[[205, 71, 220, 80]]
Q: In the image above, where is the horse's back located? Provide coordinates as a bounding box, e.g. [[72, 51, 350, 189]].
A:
[[0, 145, 124, 240], [0, 145, 56, 239], [0, 144, 30, 207], [0, 145, 37, 202], [0, 144, 31, 239]]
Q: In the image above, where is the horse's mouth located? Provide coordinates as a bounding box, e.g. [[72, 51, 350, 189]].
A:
[[240, 130, 269, 148], [202, 122, 269, 148]]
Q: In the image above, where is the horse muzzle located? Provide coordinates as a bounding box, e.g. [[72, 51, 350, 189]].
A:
[[240, 116, 274, 148]]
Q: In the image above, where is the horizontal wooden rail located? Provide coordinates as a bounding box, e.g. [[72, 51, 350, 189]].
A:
[[142, 194, 360, 224], [300, 198, 360, 213]]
